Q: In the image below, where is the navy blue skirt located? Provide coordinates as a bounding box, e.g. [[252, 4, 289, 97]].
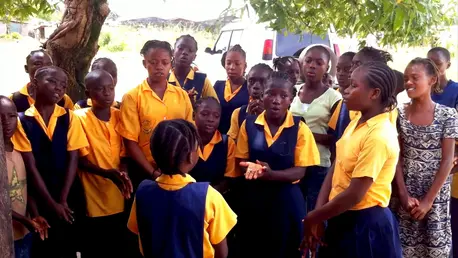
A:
[[319, 206, 402, 258]]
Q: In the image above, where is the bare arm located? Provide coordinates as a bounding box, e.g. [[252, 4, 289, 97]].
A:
[[315, 162, 335, 209], [263, 167, 306, 182], [393, 136, 409, 199], [60, 150, 79, 203], [213, 238, 228, 258], [312, 133, 335, 146]]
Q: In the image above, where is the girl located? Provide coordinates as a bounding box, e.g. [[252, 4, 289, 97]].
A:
[[74, 57, 121, 109], [118, 40, 193, 189], [273, 56, 301, 86], [301, 62, 402, 258], [227, 63, 273, 140], [391, 58, 458, 257], [214, 45, 249, 134], [10, 50, 74, 112], [236, 71, 320, 258], [190, 97, 238, 191], [168, 35, 217, 103], [290, 45, 342, 213], [127, 119, 237, 258]]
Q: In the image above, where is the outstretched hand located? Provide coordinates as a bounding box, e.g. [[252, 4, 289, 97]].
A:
[[239, 160, 271, 180]]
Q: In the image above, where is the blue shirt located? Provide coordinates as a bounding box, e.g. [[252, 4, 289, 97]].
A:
[[432, 80, 458, 109]]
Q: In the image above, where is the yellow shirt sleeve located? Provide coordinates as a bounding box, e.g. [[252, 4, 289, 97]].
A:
[[117, 93, 140, 142], [79, 147, 90, 157], [295, 121, 321, 167], [202, 78, 219, 101], [11, 119, 32, 152], [227, 108, 241, 140], [184, 92, 194, 123], [235, 121, 249, 159], [205, 186, 237, 245], [328, 100, 342, 130], [224, 137, 241, 177], [63, 95, 74, 110], [352, 133, 390, 180], [127, 198, 139, 234], [67, 111, 89, 151]]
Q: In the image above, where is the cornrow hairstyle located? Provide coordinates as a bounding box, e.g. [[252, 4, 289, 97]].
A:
[[273, 56, 300, 71], [357, 62, 397, 111], [34, 66, 66, 80], [268, 71, 295, 95], [26, 49, 50, 64], [393, 70, 405, 95], [250, 63, 274, 75], [305, 45, 331, 64], [91, 57, 117, 72], [175, 34, 198, 51], [428, 47, 451, 62], [341, 51, 356, 60], [357, 47, 393, 64], [140, 40, 173, 58], [220, 52, 227, 68], [150, 119, 202, 176], [227, 44, 246, 60], [194, 96, 221, 113], [408, 57, 442, 94]]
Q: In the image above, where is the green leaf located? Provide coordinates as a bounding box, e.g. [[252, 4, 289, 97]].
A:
[[393, 7, 404, 32]]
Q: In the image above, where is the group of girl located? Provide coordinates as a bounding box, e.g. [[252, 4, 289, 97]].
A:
[[4, 31, 458, 258]]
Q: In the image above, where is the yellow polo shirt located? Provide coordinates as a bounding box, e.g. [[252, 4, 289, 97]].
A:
[[9, 84, 74, 110], [199, 130, 239, 177]]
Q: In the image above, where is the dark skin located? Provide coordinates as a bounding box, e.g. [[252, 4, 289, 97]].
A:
[[299, 49, 337, 146], [394, 63, 455, 220], [173, 37, 199, 103], [336, 55, 353, 89], [124, 47, 173, 179], [24, 52, 53, 99], [91, 60, 118, 86], [225, 51, 247, 90], [301, 67, 387, 256], [78, 70, 133, 199], [246, 68, 269, 115], [23, 68, 75, 224], [427, 50, 451, 90], [239, 79, 306, 182], [279, 60, 301, 86]]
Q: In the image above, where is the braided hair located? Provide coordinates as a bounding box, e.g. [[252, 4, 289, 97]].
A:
[[273, 56, 300, 71], [175, 34, 198, 51], [140, 40, 173, 58], [267, 71, 295, 96], [250, 63, 273, 75], [358, 62, 397, 111], [150, 119, 202, 176], [407, 58, 442, 94], [227, 44, 246, 60], [357, 47, 393, 64], [34, 66, 66, 80], [194, 96, 221, 113]]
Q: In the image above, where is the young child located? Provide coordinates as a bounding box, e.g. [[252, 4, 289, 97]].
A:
[[74, 58, 121, 109], [118, 40, 193, 189], [290, 45, 342, 213], [12, 66, 89, 258], [1, 96, 49, 258], [10, 50, 74, 112], [214, 45, 249, 134], [127, 119, 237, 258], [236, 71, 320, 258], [190, 97, 237, 190], [273, 56, 301, 85], [168, 35, 217, 104], [74, 70, 133, 258], [391, 58, 458, 257], [301, 62, 401, 258], [227, 63, 273, 140]]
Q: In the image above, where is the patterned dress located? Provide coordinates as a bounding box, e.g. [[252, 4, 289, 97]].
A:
[[391, 104, 458, 258]]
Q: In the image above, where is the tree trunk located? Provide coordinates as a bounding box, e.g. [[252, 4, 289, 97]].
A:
[[0, 116, 14, 258], [44, 0, 110, 101]]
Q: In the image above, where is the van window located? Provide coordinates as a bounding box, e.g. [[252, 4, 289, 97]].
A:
[[229, 30, 243, 48], [214, 31, 232, 53], [275, 30, 330, 57]]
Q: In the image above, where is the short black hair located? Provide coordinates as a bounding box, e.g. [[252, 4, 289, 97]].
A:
[[267, 71, 294, 95], [84, 69, 113, 90], [357, 47, 393, 64], [357, 62, 397, 110], [408, 57, 441, 93], [227, 44, 246, 60], [250, 63, 273, 75], [273, 56, 300, 71], [340, 51, 356, 60], [91, 58, 117, 72], [140, 40, 173, 58], [150, 119, 201, 175], [175, 34, 198, 51], [393, 70, 404, 95], [194, 96, 220, 112], [220, 52, 227, 68], [26, 49, 50, 64], [305, 46, 331, 64], [34, 66, 66, 80], [428, 47, 451, 62]]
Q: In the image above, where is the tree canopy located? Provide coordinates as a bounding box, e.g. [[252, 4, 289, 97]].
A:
[[0, 0, 54, 21], [249, 0, 457, 47]]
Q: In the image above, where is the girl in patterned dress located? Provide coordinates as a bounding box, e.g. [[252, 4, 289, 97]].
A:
[[392, 58, 458, 257]]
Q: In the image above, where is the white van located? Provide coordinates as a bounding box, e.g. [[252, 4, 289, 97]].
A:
[[197, 19, 342, 84]]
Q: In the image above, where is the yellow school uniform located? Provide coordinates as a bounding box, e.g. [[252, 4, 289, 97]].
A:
[[223, 80, 243, 102], [73, 98, 120, 110], [350, 108, 398, 126], [227, 107, 242, 140], [235, 111, 320, 169], [9, 84, 74, 110], [168, 69, 218, 100], [199, 130, 239, 177], [117, 80, 194, 164], [329, 112, 399, 210], [75, 108, 125, 217], [12, 105, 88, 152], [128, 174, 237, 258]]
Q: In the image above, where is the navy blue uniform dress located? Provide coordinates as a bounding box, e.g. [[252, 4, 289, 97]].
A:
[[168, 72, 208, 101], [238, 115, 306, 258], [214, 80, 249, 134]]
